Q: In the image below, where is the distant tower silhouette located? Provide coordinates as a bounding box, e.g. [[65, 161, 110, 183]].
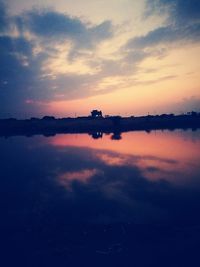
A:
[[91, 110, 103, 118]]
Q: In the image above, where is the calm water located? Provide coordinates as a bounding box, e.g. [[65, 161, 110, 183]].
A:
[[1, 130, 200, 267]]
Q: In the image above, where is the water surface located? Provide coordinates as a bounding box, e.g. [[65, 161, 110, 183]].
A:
[[1, 130, 200, 266]]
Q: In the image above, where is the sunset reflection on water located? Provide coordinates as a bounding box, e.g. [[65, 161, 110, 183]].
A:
[[48, 130, 200, 185], [1, 130, 200, 266]]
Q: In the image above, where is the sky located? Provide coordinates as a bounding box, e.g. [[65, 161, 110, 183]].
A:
[[0, 0, 200, 118]]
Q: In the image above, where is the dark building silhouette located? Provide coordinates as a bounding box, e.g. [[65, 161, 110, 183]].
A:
[[91, 110, 103, 118]]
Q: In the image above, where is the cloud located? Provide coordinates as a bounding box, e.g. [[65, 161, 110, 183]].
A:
[[0, 0, 9, 32], [125, 0, 200, 51], [0, 32, 54, 117], [0, 3, 149, 118], [146, 0, 200, 25], [16, 9, 113, 51], [126, 23, 200, 50], [0, 4, 115, 117], [169, 96, 200, 113], [0, 0, 199, 117], [122, 0, 200, 74]]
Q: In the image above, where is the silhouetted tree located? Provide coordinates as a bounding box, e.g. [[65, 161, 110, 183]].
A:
[[91, 110, 103, 118], [42, 116, 55, 120], [111, 116, 121, 126]]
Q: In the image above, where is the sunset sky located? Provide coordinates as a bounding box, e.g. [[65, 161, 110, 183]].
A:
[[0, 0, 200, 118]]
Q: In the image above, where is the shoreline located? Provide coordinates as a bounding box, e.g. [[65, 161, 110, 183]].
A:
[[0, 114, 200, 137]]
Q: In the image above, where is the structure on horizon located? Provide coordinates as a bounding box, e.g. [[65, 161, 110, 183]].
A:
[[91, 110, 103, 118]]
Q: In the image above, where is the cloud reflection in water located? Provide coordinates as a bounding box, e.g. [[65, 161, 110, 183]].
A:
[[1, 130, 200, 266]]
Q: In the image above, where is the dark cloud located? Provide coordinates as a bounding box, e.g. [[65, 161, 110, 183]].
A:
[[0, 34, 52, 117], [168, 96, 200, 114], [123, 0, 200, 69], [0, 1, 8, 32], [125, 0, 200, 50], [126, 23, 200, 49], [0, 0, 199, 118], [16, 9, 113, 51], [0, 36, 34, 114], [0, 4, 115, 118], [146, 0, 200, 25]]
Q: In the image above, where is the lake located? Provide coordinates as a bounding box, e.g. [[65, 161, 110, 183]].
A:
[[1, 130, 200, 267]]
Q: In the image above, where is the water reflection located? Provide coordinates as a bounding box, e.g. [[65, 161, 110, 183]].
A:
[[111, 131, 122, 140], [89, 131, 104, 139], [47, 130, 200, 185], [88, 131, 122, 140], [0, 130, 200, 266]]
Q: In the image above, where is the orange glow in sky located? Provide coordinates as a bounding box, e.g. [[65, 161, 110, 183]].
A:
[[1, 0, 200, 118]]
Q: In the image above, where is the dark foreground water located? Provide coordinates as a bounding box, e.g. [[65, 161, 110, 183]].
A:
[[0, 130, 200, 267]]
